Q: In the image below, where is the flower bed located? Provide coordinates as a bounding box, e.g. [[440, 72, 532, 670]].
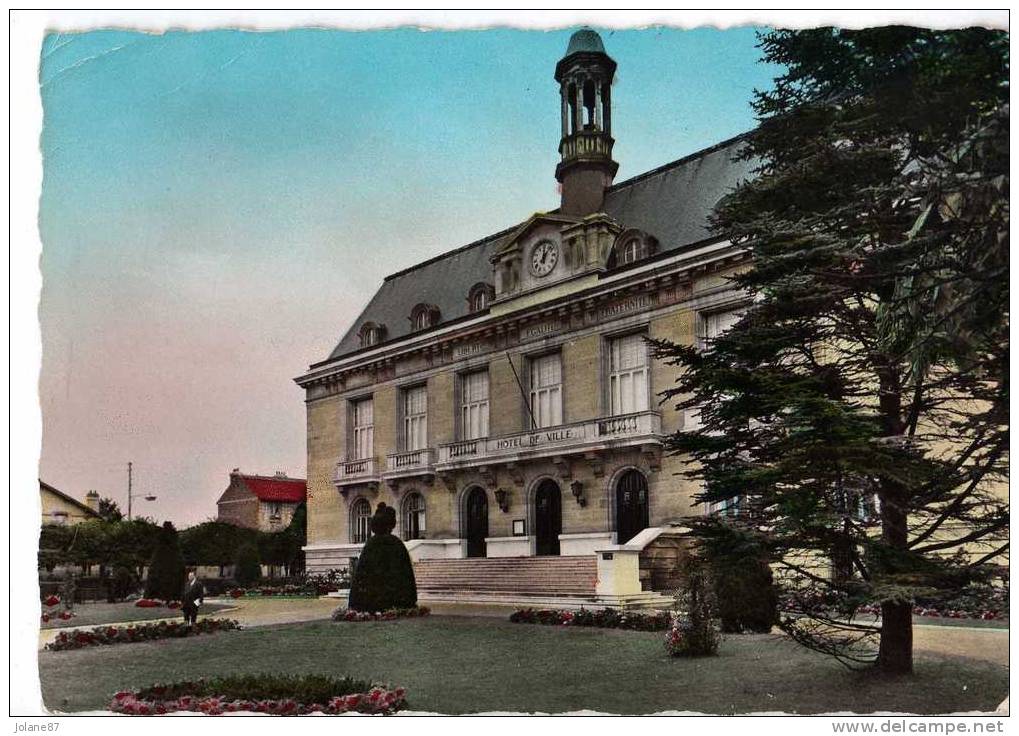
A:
[[780, 598, 1008, 622], [45, 618, 240, 651], [41, 611, 74, 623], [133, 595, 181, 607], [228, 585, 318, 599], [331, 606, 430, 622], [509, 607, 673, 631], [108, 674, 407, 715]]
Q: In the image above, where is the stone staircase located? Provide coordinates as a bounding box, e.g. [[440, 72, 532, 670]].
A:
[[413, 556, 672, 609], [414, 556, 597, 605]]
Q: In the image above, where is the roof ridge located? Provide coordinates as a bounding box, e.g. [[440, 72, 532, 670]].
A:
[[382, 221, 521, 283], [379, 132, 751, 285], [606, 130, 752, 194], [238, 473, 306, 483]]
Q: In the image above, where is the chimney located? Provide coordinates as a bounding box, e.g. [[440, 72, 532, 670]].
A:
[[85, 490, 100, 513]]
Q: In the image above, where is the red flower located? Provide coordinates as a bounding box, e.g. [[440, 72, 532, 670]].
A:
[[43, 595, 60, 607], [41, 613, 50, 623]]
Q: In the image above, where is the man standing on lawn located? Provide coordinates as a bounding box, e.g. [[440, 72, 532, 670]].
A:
[[182, 569, 204, 630]]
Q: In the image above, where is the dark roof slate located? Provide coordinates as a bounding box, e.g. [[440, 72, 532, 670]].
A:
[[326, 135, 753, 361]]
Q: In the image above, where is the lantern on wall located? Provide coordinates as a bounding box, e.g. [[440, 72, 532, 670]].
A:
[[570, 480, 586, 507]]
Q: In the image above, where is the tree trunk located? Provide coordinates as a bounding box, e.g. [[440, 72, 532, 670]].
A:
[[878, 600, 913, 673], [875, 362, 913, 674]]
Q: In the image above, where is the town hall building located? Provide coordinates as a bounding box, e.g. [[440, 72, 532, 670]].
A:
[[296, 30, 753, 605]]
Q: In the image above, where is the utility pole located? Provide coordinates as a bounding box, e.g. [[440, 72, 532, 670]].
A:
[[127, 461, 133, 520]]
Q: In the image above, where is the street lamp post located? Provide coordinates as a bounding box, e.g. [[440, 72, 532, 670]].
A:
[[126, 461, 157, 520]]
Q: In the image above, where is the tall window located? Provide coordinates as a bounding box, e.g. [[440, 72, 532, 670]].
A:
[[529, 353, 563, 428], [402, 492, 426, 541], [351, 398, 374, 460], [707, 496, 741, 517], [471, 289, 489, 312], [460, 370, 490, 440], [609, 333, 649, 415], [402, 385, 428, 451], [700, 310, 741, 348], [351, 498, 372, 543]]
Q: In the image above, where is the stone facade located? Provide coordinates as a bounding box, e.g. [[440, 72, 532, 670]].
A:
[[296, 30, 754, 576]]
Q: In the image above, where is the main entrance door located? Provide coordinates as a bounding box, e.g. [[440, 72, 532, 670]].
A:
[[464, 487, 488, 558], [616, 470, 649, 544], [534, 479, 562, 556]]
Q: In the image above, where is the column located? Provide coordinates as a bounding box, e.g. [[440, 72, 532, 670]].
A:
[[574, 79, 584, 134], [594, 81, 602, 131], [561, 87, 569, 139]]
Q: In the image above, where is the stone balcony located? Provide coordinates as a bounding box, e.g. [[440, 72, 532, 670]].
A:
[[333, 456, 380, 489], [384, 448, 437, 486], [436, 410, 663, 474]]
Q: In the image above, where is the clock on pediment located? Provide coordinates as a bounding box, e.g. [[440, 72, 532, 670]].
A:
[[530, 239, 559, 278]]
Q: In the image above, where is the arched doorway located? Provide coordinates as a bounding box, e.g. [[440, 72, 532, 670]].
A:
[[534, 479, 562, 556], [464, 487, 488, 558], [615, 470, 649, 544]]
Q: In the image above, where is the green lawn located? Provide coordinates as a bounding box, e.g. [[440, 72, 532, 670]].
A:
[[40, 602, 233, 630], [38, 616, 1007, 715]]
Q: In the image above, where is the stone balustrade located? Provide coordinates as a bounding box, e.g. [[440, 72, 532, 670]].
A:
[[436, 410, 661, 468]]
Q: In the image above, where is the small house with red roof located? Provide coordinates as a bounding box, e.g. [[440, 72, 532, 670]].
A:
[[216, 469, 307, 531]]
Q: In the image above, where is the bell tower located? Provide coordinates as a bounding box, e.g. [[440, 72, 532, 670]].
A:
[[554, 29, 618, 217]]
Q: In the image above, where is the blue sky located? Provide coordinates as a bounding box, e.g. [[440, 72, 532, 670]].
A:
[[38, 26, 779, 524]]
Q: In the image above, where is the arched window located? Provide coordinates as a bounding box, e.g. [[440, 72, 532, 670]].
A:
[[467, 282, 495, 313], [350, 498, 372, 544], [410, 304, 440, 331], [609, 231, 657, 269], [402, 492, 426, 541], [358, 322, 386, 348]]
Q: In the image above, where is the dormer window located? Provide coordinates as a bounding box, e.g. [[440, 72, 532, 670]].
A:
[[620, 238, 643, 264], [467, 283, 495, 313], [358, 322, 386, 348], [609, 230, 658, 269], [410, 304, 440, 331]]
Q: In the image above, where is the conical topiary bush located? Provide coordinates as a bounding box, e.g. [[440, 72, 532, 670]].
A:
[[347, 503, 417, 612]]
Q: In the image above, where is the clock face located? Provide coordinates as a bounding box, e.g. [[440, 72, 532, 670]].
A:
[[530, 239, 559, 277]]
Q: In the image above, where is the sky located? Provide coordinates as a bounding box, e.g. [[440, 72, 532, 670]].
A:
[[38, 26, 781, 526]]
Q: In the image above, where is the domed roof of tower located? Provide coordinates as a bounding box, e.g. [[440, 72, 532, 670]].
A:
[[565, 28, 606, 56]]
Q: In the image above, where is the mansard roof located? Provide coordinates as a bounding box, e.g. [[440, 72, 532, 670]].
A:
[[322, 134, 755, 362]]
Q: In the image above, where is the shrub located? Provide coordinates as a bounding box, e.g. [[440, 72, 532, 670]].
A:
[[666, 557, 720, 657], [109, 674, 407, 715], [111, 566, 138, 602], [145, 522, 185, 603], [713, 555, 778, 634], [233, 542, 262, 587], [347, 505, 417, 612]]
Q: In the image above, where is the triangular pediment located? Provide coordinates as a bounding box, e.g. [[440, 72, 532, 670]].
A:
[[490, 212, 582, 263]]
